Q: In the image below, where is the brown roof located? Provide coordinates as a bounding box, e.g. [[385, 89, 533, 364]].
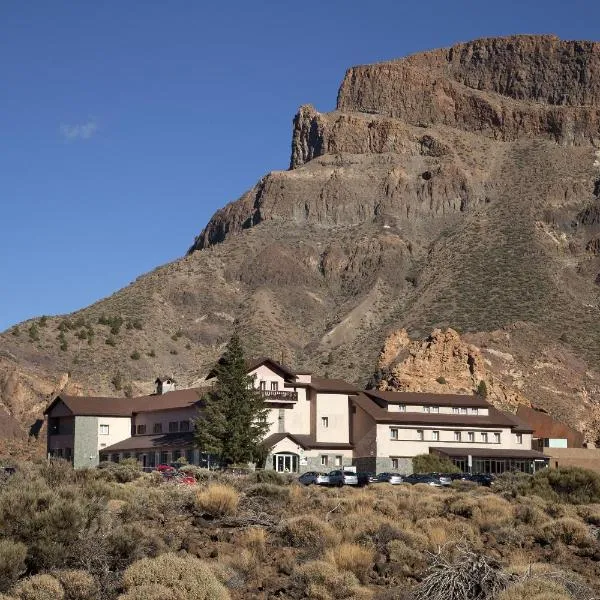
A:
[[516, 406, 584, 446], [262, 432, 354, 450], [353, 393, 530, 430], [44, 388, 205, 417], [364, 390, 489, 408], [206, 357, 297, 381], [307, 376, 359, 394], [101, 432, 195, 452], [431, 447, 548, 460]]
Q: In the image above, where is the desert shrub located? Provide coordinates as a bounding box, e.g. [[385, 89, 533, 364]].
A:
[[97, 460, 142, 483], [477, 380, 488, 398], [532, 467, 600, 504], [293, 560, 372, 600], [11, 574, 64, 600], [119, 552, 229, 600], [416, 517, 478, 551], [250, 470, 289, 485], [576, 503, 600, 525], [53, 570, 96, 600], [498, 578, 570, 600], [178, 466, 214, 482], [513, 501, 550, 527], [0, 540, 27, 591], [472, 495, 513, 530], [195, 484, 239, 517], [447, 494, 478, 518], [538, 517, 590, 546], [493, 472, 534, 498], [130, 351, 140, 360], [412, 454, 460, 474], [246, 483, 289, 499], [239, 527, 267, 560], [280, 515, 339, 551], [327, 543, 374, 583]]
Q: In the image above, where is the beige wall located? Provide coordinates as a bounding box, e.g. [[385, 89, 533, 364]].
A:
[[134, 407, 197, 433], [315, 393, 350, 443], [544, 448, 600, 472], [269, 437, 353, 469], [97, 417, 132, 451], [388, 404, 489, 416], [352, 405, 377, 460], [376, 424, 531, 458]]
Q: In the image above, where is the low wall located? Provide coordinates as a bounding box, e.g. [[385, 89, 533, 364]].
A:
[[544, 448, 600, 472]]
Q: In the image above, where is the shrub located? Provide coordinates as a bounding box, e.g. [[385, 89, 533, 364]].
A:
[[195, 484, 239, 517], [533, 467, 600, 504], [246, 483, 289, 499], [105, 336, 117, 347], [147, 349, 156, 358], [538, 517, 590, 546], [327, 543, 374, 583], [436, 376, 447, 384], [280, 515, 339, 551], [53, 570, 96, 600], [0, 540, 26, 591], [130, 351, 140, 360], [250, 470, 289, 485], [412, 454, 460, 474], [473, 495, 514, 530], [111, 372, 123, 390], [477, 381, 488, 398], [12, 574, 64, 600], [28, 324, 39, 342], [498, 578, 570, 600], [293, 560, 372, 600], [96, 460, 142, 483], [119, 552, 229, 600]]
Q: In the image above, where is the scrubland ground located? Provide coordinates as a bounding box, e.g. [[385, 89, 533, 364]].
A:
[[1, 461, 600, 599]]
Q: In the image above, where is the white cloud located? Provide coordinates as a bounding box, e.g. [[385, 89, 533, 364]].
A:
[[60, 120, 98, 141]]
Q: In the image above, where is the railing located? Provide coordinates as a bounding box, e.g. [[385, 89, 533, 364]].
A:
[[259, 390, 298, 402]]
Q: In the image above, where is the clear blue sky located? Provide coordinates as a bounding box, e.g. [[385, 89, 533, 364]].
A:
[[1, 1, 597, 331]]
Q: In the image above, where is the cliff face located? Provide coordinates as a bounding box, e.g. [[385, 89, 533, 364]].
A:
[[5, 35, 600, 444]]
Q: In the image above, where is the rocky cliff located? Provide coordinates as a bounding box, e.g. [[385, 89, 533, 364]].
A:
[[5, 35, 600, 446]]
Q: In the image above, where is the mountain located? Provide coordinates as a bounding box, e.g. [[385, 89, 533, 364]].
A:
[[4, 34, 600, 444]]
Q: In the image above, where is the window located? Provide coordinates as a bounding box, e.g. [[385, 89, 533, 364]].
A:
[[179, 421, 190, 432], [100, 443, 106, 448], [398, 404, 406, 412], [432, 431, 440, 441], [454, 431, 462, 442], [112, 454, 120, 463], [516, 433, 523, 445], [153, 423, 162, 434], [173, 450, 182, 461], [259, 380, 266, 391], [391, 458, 399, 470], [160, 451, 168, 464], [493, 433, 501, 444], [123, 452, 131, 459], [423, 405, 431, 413], [321, 455, 328, 467], [452, 407, 460, 414], [423, 405, 439, 414], [481, 432, 488, 443], [136, 424, 146, 435], [390, 428, 399, 440], [470, 408, 479, 415], [186, 449, 195, 464], [99, 424, 109, 435], [335, 455, 342, 466], [169, 421, 178, 433], [271, 381, 279, 391], [64, 448, 72, 460], [417, 430, 424, 441], [468, 431, 475, 442], [460, 407, 467, 414], [321, 417, 329, 428]]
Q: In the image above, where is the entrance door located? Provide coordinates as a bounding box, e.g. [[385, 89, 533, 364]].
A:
[[272, 453, 299, 473]]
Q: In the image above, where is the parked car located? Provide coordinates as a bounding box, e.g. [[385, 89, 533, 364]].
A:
[[376, 472, 404, 485], [328, 470, 359, 487], [298, 471, 331, 486], [356, 472, 377, 487], [156, 464, 175, 473], [465, 473, 495, 487], [433, 473, 453, 486], [403, 473, 442, 487]]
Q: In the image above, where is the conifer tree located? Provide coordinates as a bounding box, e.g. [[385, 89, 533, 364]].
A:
[[194, 333, 269, 466]]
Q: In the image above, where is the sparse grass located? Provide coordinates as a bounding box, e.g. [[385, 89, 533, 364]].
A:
[[326, 543, 374, 583]]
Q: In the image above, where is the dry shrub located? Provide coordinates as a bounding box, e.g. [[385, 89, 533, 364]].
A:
[[118, 584, 176, 600], [294, 560, 372, 600], [387, 540, 425, 576], [11, 574, 64, 600], [0, 540, 26, 592], [576, 503, 600, 526], [372, 498, 398, 518], [119, 552, 229, 600], [53, 570, 96, 600], [513, 501, 551, 527], [416, 517, 478, 552], [472, 495, 513, 530], [195, 484, 239, 517], [245, 483, 289, 499], [279, 515, 339, 551], [446, 494, 478, 518], [287, 484, 305, 505], [538, 517, 590, 546], [327, 543, 374, 583], [239, 527, 267, 560], [498, 578, 570, 600]]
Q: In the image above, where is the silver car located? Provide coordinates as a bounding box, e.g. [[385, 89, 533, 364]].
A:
[[328, 470, 359, 487], [377, 472, 404, 485], [298, 471, 330, 486]]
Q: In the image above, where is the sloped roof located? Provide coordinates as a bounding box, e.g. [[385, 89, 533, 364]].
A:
[[44, 388, 205, 417], [431, 447, 547, 460], [102, 432, 195, 452], [352, 393, 532, 430], [206, 357, 297, 381], [262, 432, 354, 450], [308, 376, 359, 394], [364, 389, 489, 407]]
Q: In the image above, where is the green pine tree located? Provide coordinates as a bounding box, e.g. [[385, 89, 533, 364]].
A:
[[194, 333, 269, 466]]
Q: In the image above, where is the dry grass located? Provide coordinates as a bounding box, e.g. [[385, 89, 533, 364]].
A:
[[195, 484, 239, 517], [326, 543, 374, 583], [279, 514, 340, 552], [538, 517, 591, 546], [472, 494, 514, 530], [293, 560, 373, 600], [11, 574, 65, 600], [498, 578, 570, 600]]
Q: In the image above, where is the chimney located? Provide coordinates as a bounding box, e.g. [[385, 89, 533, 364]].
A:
[[155, 377, 176, 395]]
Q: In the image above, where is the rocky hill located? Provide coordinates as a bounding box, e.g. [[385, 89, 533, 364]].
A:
[[4, 34, 600, 444]]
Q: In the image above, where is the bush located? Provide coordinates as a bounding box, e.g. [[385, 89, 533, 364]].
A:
[[0, 540, 26, 592], [436, 377, 447, 384], [250, 470, 289, 485], [246, 483, 290, 499], [532, 467, 600, 504], [538, 517, 590, 546], [412, 454, 460, 474], [130, 351, 140, 360], [195, 484, 239, 517], [498, 578, 570, 600], [326, 543, 374, 583], [53, 570, 96, 600], [96, 460, 142, 483], [293, 560, 372, 600], [477, 381, 488, 398], [12, 574, 64, 600], [120, 552, 229, 600], [280, 515, 339, 551]]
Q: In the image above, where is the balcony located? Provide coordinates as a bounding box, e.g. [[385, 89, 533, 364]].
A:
[[260, 389, 298, 402]]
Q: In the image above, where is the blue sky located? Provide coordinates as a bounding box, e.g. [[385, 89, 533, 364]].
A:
[[1, 1, 598, 331]]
